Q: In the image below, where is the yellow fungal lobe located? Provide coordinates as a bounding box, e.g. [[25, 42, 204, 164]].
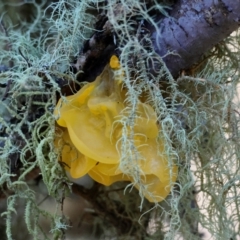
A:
[[54, 128, 97, 178], [110, 55, 120, 69], [54, 55, 178, 202]]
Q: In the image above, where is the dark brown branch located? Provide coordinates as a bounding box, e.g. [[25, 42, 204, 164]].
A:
[[150, 0, 240, 77], [74, 15, 116, 83]]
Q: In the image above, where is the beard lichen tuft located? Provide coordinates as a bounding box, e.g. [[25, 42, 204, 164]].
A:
[[0, 0, 240, 239]]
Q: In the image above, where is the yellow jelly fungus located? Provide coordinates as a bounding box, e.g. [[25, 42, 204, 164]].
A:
[[55, 129, 97, 178], [109, 54, 120, 69], [54, 55, 178, 202], [88, 165, 130, 186]]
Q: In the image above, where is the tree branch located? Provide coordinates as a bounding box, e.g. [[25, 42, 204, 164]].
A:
[[151, 0, 240, 77]]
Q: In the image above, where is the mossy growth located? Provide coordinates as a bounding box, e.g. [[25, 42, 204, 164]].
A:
[[0, 0, 240, 239]]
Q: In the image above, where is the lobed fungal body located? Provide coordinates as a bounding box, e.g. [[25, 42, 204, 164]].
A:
[[54, 56, 177, 202]]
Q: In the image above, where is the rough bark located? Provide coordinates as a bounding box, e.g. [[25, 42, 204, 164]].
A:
[[151, 0, 240, 77]]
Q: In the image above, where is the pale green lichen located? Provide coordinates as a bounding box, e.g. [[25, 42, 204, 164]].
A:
[[0, 0, 240, 239]]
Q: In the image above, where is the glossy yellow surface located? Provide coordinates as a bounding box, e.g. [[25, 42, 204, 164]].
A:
[[54, 55, 178, 202]]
